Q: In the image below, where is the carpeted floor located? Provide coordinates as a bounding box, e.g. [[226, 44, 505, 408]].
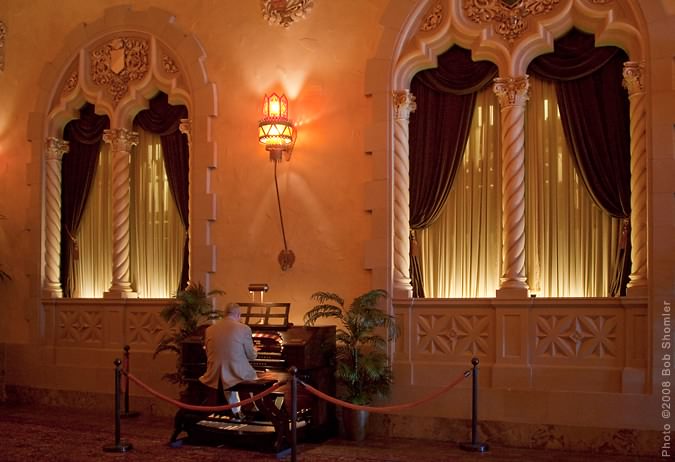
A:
[[0, 403, 661, 461]]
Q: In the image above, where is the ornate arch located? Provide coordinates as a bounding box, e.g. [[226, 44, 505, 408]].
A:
[[27, 5, 218, 298], [364, 0, 647, 299]]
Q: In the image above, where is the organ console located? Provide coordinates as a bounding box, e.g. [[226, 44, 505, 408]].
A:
[[172, 302, 336, 453]]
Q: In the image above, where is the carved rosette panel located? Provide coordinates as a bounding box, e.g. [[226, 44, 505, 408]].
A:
[[535, 315, 618, 359], [90, 37, 149, 105], [463, 0, 561, 44], [57, 310, 104, 344], [127, 311, 168, 347], [392, 91, 416, 296], [261, 0, 314, 28], [420, 2, 444, 32], [622, 62, 647, 290], [415, 313, 491, 358]]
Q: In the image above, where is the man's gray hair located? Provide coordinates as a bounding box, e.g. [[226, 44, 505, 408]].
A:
[[225, 302, 241, 317]]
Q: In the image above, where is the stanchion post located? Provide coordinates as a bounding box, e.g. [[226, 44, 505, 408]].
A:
[[103, 359, 133, 453], [121, 345, 140, 418], [289, 366, 298, 462], [460, 357, 489, 453]]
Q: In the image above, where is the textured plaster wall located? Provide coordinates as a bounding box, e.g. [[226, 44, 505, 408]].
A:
[[0, 0, 389, 345]]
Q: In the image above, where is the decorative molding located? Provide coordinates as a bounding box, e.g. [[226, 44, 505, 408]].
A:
[[90, 37, 149, 105], [493, 75, 530, 107], [622, 61, 644, 95], [420, 2, 444, 32], [463, 0, 561, 43], [0, 21, 6, 71], [162, 54, 179, 74], [261, 0, 314, 28], [57, 310, 104, 344], [61, 70, 78, 96], [127, 311, 167, 347], [535, 315, 618, 359], [392, 90, 416, 120], [416, 314, 491, 357]]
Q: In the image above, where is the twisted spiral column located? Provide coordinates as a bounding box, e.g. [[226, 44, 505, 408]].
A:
[[103, 128, 139, 298], [622, 62, 648, 294], [42, 137, 69, 298], [494, 76, 529, 296], [392, 90, 416, 298]]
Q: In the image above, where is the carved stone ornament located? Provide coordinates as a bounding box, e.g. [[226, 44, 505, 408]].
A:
[[420, 2, 444, 32], [90, 37, 149, 105], [261, 0, 314, 28], [162, 54, 179, 74], [463, 0, 561, 43], [0, 21, 6, 71], [62, 70, 78, 96], [622, 61, 645, 95], [393, 90, 417, 120]]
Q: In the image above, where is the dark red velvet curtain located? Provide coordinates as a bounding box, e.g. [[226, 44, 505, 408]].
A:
[[528, 28, 631, 295], [408, 46, 498, 297], [61, 104, 109, 297], [134, 92, 190, 293]]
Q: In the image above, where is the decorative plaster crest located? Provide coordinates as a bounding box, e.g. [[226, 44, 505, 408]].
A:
[[261, 0, 314, 28], [463, 0, 561, 43], [420, 2, 444, 32], [162, 55, 179, 74], [0, 21, 6, 71], [90, 37, 149, 105], [62, 70, 78, 96]]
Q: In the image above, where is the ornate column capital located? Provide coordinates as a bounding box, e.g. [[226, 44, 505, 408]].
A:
[[179, 118, 191, 137], [103, 128, 139, 152], [622, 61, 645, 95], [493, 75, 530, 108], [393, 90, 417, 120], [45, 137, 69, 161]]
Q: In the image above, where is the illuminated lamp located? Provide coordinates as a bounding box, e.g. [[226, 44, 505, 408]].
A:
[[258, 93, 296, 162]]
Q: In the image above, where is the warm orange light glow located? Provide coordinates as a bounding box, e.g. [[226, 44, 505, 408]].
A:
[[259, 93, 295, 161]]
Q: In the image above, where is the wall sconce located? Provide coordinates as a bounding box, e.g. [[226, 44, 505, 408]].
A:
[[258, 93, 296, 271], [258, 93, 296, 162]]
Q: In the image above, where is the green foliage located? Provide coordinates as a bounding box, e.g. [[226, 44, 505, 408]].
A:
[[153, 281, 224, 384], [304, 289, 399, 405]]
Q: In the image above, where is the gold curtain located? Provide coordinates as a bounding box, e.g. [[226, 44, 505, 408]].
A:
[[418, 88, 502, 297], [72, 144, 112, 298], [130, 128, 185, 298], [525, 77, 621, 297]]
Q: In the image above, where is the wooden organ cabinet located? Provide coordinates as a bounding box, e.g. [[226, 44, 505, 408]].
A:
[[174, 302, 336, 453]]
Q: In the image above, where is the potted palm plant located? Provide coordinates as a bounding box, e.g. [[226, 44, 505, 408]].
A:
[[303, 289, 398, 441], [154, 281, 224, 396]]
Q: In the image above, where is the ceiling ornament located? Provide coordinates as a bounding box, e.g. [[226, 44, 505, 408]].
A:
[[261, 0, 314, 28], [0, 21, 6, 71], [463, 0, 561, 43], [162, 55, 179, 74], [420, 2, 444, 32], [90, 37, 149, 105]]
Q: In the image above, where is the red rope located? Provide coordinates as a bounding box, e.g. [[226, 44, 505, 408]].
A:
[[123, 371, 287, 412], [299, 370, 470, 414]]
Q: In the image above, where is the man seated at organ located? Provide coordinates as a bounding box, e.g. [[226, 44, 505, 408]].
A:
[[199, 302, 258, 416]]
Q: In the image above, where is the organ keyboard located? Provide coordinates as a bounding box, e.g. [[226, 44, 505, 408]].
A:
[[172, 302, 336, 453]]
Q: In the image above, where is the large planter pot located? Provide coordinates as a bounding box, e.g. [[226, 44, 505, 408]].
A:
[[342, 408, 369, 441]]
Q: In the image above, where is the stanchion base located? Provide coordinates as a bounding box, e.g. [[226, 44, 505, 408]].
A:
[[120, 411, 141, 419], [460, 441, 489, 452], [103, 441, 133, 453]]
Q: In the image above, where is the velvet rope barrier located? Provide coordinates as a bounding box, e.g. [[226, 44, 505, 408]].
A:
[[122, 370, 287, 413], [299, 369, 471, 413]]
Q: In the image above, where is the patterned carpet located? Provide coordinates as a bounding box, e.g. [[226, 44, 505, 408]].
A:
[[0, 403, 660, 461]]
